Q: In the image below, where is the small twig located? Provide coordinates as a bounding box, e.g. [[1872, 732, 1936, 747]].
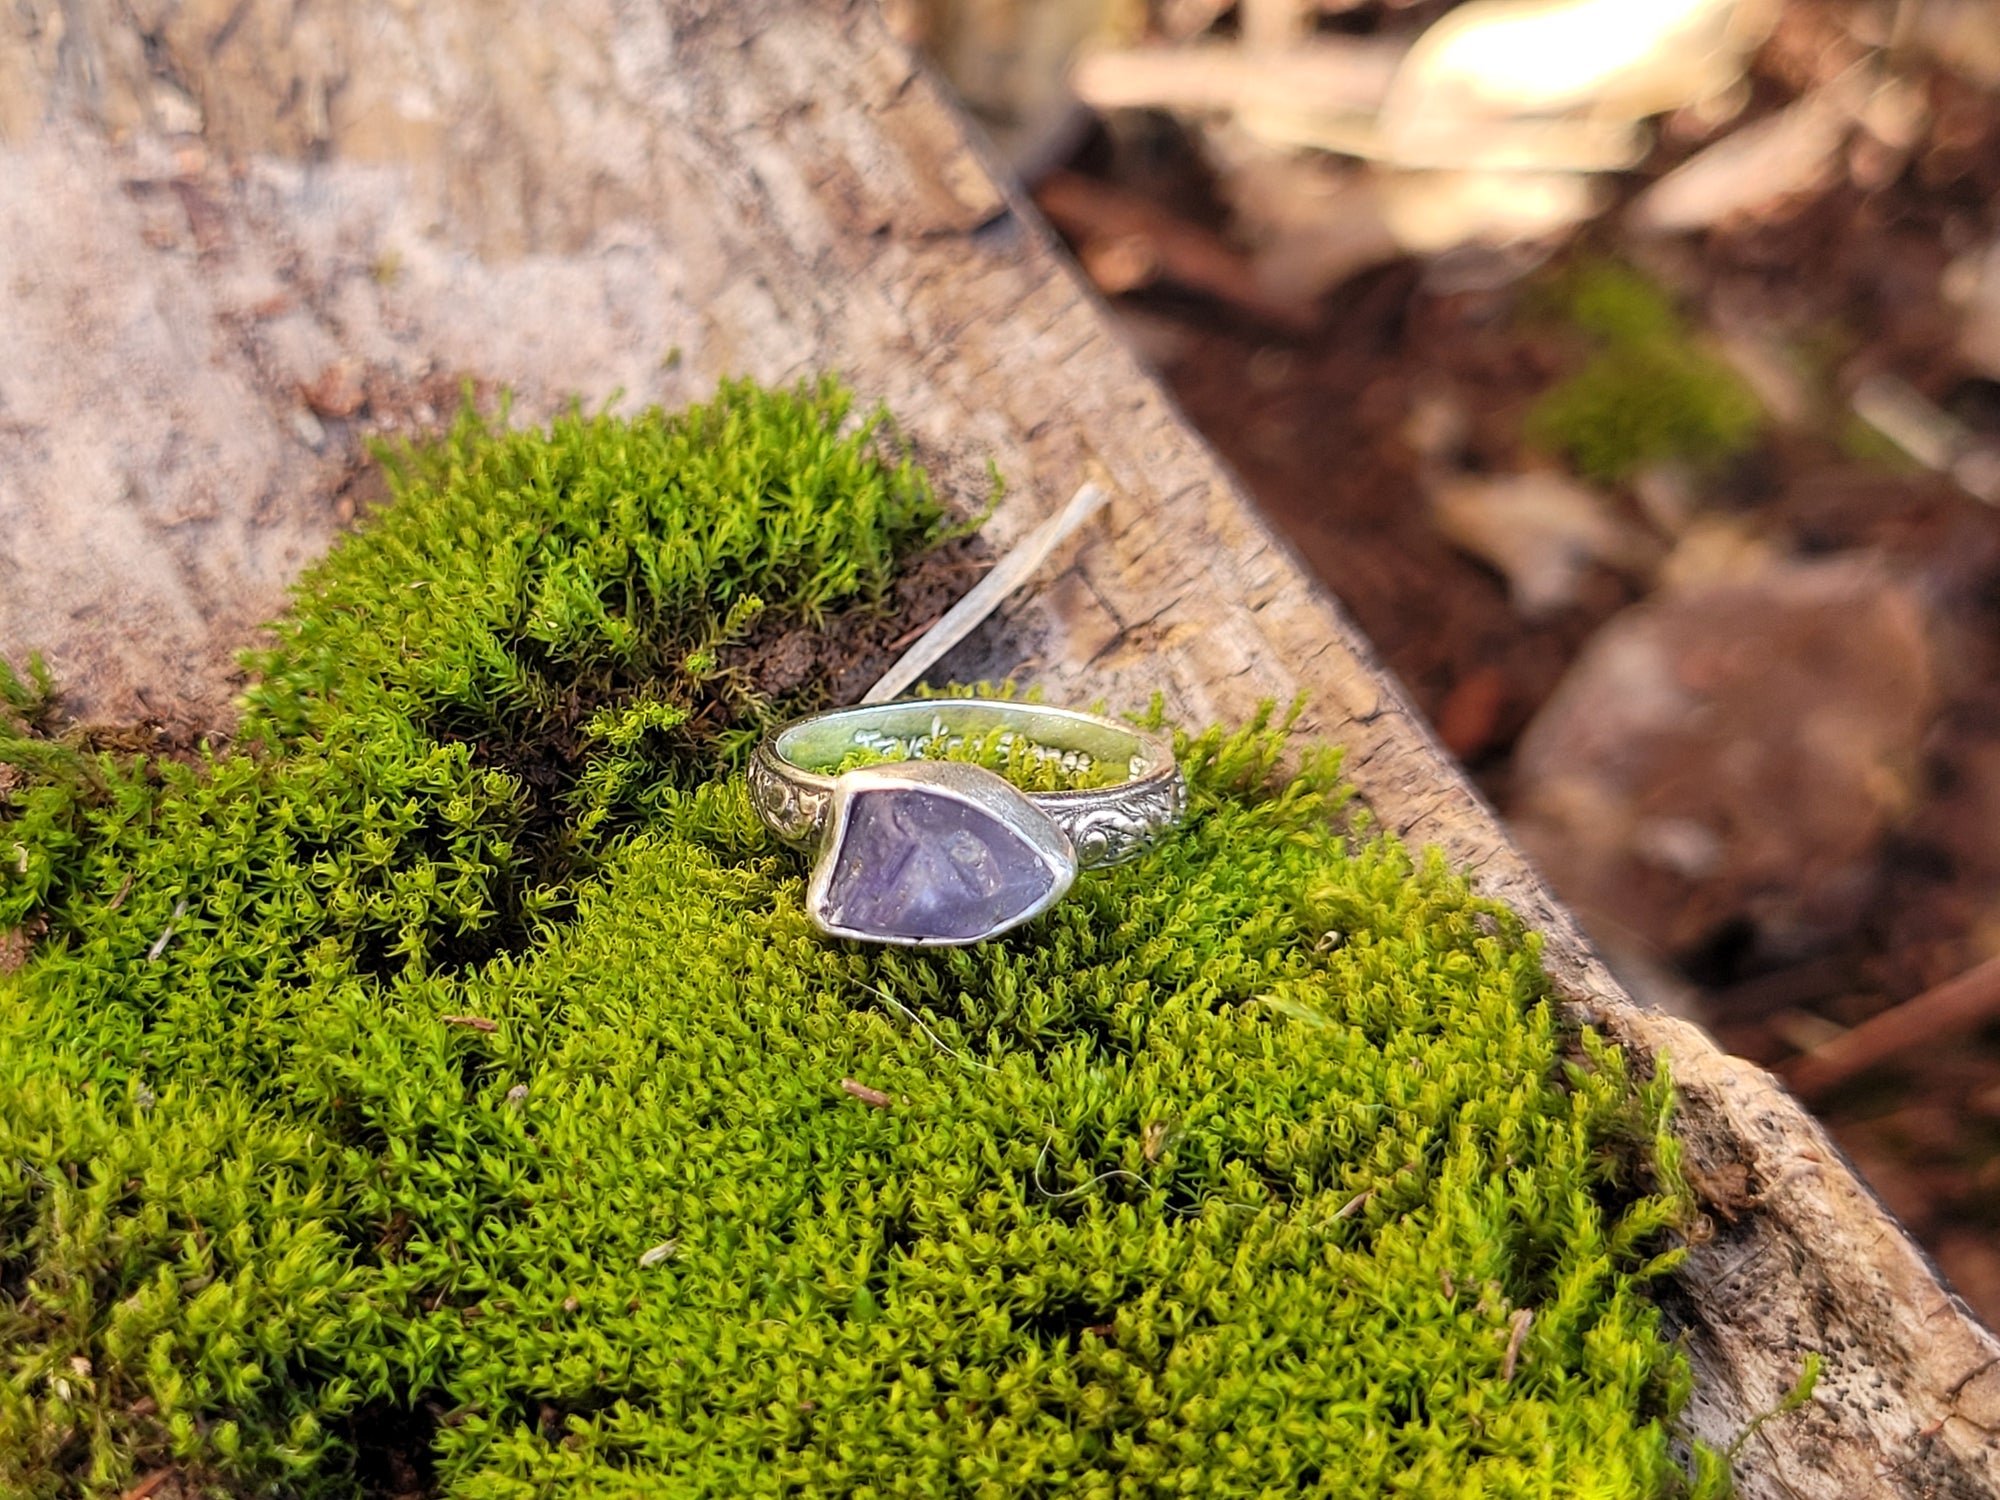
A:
[[442, 1014, 499, 1033], [145, 899, 187, 962], [840, 1078, 893, 1108], [1500, 1307, 1534, 1382], [120, 1472, 174, 1500], [107, 872, 135, 911], [1783, 952, 2000, 1099], [860, 481, 1109, 705], [1296, 1186, 1375, 1232]]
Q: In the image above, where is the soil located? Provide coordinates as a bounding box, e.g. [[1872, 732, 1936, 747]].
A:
[[728, 533, 997, 707], [1035, 8, 2000, 1327]]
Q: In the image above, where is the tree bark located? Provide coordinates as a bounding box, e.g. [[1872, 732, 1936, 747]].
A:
[[1, 2, 1995, 1492]]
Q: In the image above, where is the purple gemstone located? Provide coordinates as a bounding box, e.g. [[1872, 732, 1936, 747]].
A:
[[821, 787, 1058, 942]]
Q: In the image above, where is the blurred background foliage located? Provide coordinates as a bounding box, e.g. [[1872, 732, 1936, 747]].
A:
[[891, 0, 2000, 1326]]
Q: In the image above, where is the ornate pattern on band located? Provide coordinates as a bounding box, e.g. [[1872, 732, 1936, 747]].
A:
[[747, 744, 832, 846], [1046, 768, 1188, 870]]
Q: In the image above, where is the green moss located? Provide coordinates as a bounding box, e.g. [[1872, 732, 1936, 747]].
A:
[[2, 380, 1712, 1497], [1525, 262, 1764, 482]]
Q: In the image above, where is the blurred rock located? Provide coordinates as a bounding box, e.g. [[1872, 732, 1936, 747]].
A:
[[1913, 0, 2000, 91], [1369, 0, 1779, 174], [302, 359, 367, 420], [1510, 551, 1935, 968], [1377, 168, 1604, 255], [1429, 469, 1655, 615], [1629, 69, 1865, 233]]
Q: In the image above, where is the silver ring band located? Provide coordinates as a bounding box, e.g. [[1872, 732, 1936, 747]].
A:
[[751, 699, 1184, 871], [750, 699, 1187, 945]]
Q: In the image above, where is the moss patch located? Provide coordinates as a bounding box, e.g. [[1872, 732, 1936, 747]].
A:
[[1525, 261, 1764, 482], [3, 381, 1706, 1497]]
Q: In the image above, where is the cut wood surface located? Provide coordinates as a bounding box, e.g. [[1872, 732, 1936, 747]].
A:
[[2, 2, 1995, 1492]]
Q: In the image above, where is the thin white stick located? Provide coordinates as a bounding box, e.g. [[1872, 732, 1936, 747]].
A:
[[860, 482, 1109, 705]]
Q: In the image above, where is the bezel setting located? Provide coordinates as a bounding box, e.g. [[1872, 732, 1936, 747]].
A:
[[805, 760, 1076, 946]]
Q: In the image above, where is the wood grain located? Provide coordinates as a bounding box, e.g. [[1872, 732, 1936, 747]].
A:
[[1, 1, 1994, 1490]]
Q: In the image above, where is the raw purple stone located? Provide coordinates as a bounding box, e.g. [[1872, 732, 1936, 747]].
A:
[[822, 787, 1056, 942]]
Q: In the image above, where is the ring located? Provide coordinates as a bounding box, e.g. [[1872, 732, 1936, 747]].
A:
[[749, 699, 1187, 946]]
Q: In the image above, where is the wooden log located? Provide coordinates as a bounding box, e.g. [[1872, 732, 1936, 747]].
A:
[[1, 2, 1995, 1492]]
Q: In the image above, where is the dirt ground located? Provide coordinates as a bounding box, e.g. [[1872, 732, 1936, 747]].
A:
[[1021, 2, 2000, 1325]]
